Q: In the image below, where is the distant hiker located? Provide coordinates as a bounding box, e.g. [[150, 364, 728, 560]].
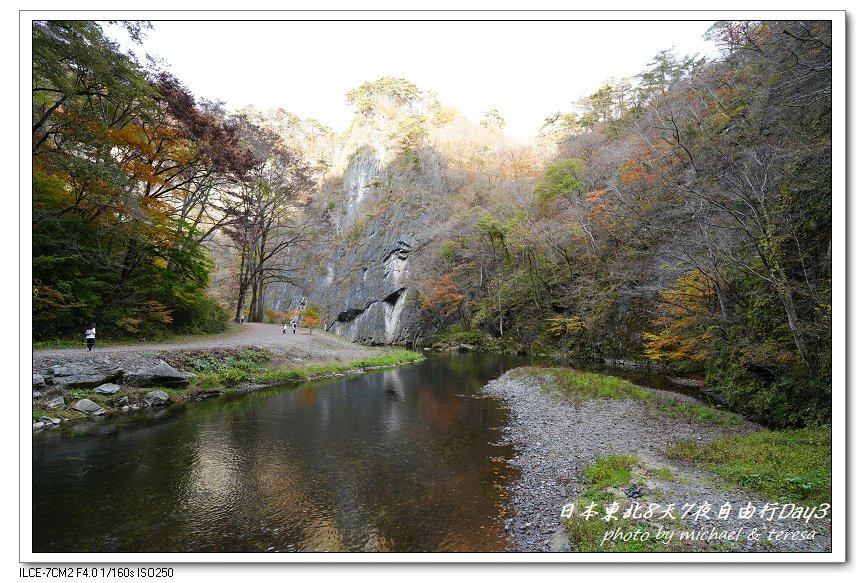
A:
[[240, 315, 244, 323], [292, 321, 297, 335], [283, 323, 287, 335], [85, 323, 96, 351]]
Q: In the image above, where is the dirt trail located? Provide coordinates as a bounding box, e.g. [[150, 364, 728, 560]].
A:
[[33, 323, 393, 371]]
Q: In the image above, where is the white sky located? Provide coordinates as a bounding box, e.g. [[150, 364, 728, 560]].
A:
[[107, 20, 719, 140]]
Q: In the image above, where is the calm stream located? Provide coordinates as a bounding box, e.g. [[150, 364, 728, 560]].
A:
[[32, 353, 524, 552]]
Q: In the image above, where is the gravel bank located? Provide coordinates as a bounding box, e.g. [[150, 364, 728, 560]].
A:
[[482, 369, 832, 553]]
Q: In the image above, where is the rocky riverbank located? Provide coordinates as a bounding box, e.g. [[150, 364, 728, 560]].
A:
[[32, 326, 422, 430], [482, 368, 832, 553]]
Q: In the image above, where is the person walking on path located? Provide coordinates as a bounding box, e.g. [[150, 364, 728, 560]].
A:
[[85, 323, 96, 351], [292, 321, 297, 335], [283, 323, 287, 335]]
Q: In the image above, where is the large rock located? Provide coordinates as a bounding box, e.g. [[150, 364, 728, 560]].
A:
[[72, 399, 106, 415], [48, 364, 123, 389], [33, 374, 45, 389], [144, 390, 171, 406], [94, 383, 121, 395], [124, 361, 189, 387]]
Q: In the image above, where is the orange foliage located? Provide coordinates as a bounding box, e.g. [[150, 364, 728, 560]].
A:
[[420, 273, 465, 317]]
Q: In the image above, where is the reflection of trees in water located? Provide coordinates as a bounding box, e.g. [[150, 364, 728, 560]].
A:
[[33, 354, 521, 552]]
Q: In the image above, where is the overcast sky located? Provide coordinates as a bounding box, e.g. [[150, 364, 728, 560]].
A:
[[109, 19, 718, 140]]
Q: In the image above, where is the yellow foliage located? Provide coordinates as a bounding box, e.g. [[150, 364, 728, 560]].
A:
[[643, 272, 713, 364]]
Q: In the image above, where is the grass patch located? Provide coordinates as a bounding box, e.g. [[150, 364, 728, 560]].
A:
[[351, 350, 422, 368], [654, 466, 675, 481], [565, 454, 701, 552], [581, 455, 638, 502], [190, 350, 423, 389], [653, 398, 742, 426], [665, 427, 831, 505], [518, 367, 653, 400], [67, 388, 93, 400]]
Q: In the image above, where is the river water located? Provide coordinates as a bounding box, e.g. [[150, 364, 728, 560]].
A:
[[32, 353, 525, 553]]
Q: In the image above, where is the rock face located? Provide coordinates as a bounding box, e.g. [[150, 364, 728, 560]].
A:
[[47, 364, 122, 389], [272, 144, 448, 345], [124, 361, 189, 387], [72, 399, 106, 415], [144, 390, 171, 406]]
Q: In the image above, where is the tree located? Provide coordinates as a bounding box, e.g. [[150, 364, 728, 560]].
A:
[[480, 109, 505, 131], [32, 21, 244, 338], [225, 116, 315, 323], [346, 77, 421, 118], [301, 304, 322, 334], [534, 158, 586, 203], [642, 272, 713, 366]]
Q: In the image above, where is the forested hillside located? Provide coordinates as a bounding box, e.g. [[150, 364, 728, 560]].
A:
[[32, 20, 832, 426]]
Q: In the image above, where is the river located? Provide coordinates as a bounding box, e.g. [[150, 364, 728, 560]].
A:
[[32, 353, 525, 552]]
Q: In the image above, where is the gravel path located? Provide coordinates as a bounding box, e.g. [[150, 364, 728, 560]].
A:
[[33, 323, 393, 373], [483, 369, 832, 553]]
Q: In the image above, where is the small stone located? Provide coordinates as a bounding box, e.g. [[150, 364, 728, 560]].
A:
[[72, 399, 105, 414], [117, 396, 129, 407], [38, 416, 60, 425], [45, 396, 65, 409], [122, 406, 130, 412], [33, 422, 45, 431], [94, 383, 121, 395], [144, 390, 171, 406]]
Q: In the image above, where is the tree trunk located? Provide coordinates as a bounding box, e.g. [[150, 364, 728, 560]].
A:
[[773, 269, 814, 378]]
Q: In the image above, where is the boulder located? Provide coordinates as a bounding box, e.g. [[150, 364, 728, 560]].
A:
[[33, 422, 45, 431], [144, 390, 171, 406], [72, 399, 106, 415], [45, 396, 65, 409], [38, 416, 60, 425], [124, 361, 189, 388], [116, 396, 129, 407], [94, 383, 121, 395], [33, 373, 45, 389], [49, 365, 123, 389]]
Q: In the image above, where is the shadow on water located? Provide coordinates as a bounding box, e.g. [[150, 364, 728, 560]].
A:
[[32, 353, 525, 553]]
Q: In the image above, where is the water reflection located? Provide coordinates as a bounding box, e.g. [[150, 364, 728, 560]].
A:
[[33, 353, 522, 552]]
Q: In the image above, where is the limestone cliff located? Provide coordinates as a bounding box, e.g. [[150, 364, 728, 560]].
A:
[[269, 136, 449, 345]]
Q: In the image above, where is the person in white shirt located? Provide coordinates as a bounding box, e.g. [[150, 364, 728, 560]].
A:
[[283, 323, 287, 335], [85, 323, 96, 351]]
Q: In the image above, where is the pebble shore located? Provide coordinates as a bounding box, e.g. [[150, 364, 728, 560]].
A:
[[482, 369, 832, 553]]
